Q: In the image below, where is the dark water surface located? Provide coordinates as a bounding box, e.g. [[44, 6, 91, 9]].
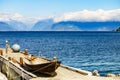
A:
[[0, 31, 120, 76]]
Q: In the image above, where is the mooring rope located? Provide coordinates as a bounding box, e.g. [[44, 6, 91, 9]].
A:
[[32, 61, 55, 73]]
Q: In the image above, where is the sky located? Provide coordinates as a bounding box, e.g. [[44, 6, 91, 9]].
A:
[[0, 0, 120, 28], [0, 0, 120, 18]]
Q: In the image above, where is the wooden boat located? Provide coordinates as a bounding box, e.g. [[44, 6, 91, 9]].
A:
[[23, 55, 61, 76]]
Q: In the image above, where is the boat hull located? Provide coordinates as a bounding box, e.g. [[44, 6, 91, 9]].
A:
[[23, 61, 61, 76]]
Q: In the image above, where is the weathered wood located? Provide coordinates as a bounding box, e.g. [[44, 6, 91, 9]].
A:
[[0, 49, 3, 55], [0, 56, 37, 80]]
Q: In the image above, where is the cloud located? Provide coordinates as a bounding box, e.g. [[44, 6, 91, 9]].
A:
[[1, 9, 120, 24], [54, 9, 120, 22], [12, 13, 24, 21], [0, 13, 23, 21], [0, 12, 40, 24]]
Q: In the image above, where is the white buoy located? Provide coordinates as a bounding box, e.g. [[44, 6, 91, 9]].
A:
[[6, 40, 8, 43], [12, 44, 20, 52]]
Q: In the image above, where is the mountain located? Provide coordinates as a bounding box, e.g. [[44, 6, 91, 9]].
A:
[[1, 19, 120, 31], [33, 20, 120, 31], [52, 21, 120, 31], [114, 27, 120, 32], [7, 20, 28, 31], [0, 19, 28, 31], [32, 19, 54, 31], [52, 21, 80, 31], [0, 22, 15, 31]]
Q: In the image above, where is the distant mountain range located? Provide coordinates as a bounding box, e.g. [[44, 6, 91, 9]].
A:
[[52, 21, 120, 31], [7, 20, 28, 31], [32, 19, 120, 31], [32, 19, 54, 31], [0, 22, 15, 31], [0, 19, 120, 31]]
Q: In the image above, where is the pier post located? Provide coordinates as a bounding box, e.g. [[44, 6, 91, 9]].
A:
[[0, 49, 3, 55], [20, 57, 23, 67], [53, 56, 57, 61], [12, 58, 17, 63], [24, 49, 28, 55], [6, 40, 9, 54], [8, 57, 12, 61]]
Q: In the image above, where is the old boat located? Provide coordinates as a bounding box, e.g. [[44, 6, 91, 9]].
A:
[[23, 55, 61, 76], [4, 42, 61, 76]]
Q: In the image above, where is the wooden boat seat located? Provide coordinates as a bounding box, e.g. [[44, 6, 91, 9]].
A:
[[24, 56, 49, 65], [26, 55, 37, 61]]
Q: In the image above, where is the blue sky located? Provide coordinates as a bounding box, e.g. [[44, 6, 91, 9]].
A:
[[0, 0, 120, 18]]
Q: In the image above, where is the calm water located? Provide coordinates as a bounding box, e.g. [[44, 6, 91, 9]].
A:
[[0, 31, 120, 76]]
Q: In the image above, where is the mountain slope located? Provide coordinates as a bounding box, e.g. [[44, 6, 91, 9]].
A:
[[32, 19, 54, 31], [1, 19, 120, 31], [114, 27, 120, 32], [52, 21, 120, 31], [7, 20, 28, 31], [0, 22, 15, 31]]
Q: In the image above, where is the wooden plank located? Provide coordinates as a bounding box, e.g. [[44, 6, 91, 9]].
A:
[[0, 55, 37, 80]]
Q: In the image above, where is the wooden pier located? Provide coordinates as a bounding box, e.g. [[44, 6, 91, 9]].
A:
[[0, 48, 120, 80]]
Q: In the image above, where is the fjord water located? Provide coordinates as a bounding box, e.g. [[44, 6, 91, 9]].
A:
[[0, 31, 120, 76]]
